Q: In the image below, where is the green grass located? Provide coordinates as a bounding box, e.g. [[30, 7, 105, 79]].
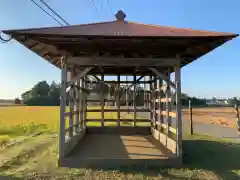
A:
[[1, 106, 240, 179], [0, 135, 11, 147], [0, 133, 240, 179]]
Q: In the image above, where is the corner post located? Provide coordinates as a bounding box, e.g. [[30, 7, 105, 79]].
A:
[[175, 62, 182, 159], [59, 56, 67, 160], [117, 74, 121, 126], [133, 74, 137, 127], [100, 72, 105, 127], [75, 79, 80, 133]]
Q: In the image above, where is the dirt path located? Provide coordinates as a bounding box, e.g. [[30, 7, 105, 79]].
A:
[[136, 111, 240, 141]]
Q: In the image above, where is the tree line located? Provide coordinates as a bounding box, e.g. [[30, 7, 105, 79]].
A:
[[21, 81, 61, 106], [18, 80, 212, 107]]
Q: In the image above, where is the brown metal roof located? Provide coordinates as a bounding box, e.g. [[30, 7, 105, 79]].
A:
[[2, 16, 238, 75], [3, 20, 237, 37]]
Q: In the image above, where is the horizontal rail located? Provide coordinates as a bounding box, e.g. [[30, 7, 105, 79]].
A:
[[85, 80, 151, 84], [156, 98, 172, 103], [86, 119, 151, 123], [64, 111, 78, 117], [156, 110, 176, 117], [66, 84, 90, 93], [155, 121, 177, 134], [87, 108, 151, 112], [87, 99, 115, 102]]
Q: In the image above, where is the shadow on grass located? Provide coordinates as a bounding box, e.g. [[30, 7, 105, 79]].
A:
[[97, 135, 240, 179], [182, 137, 240, 179]]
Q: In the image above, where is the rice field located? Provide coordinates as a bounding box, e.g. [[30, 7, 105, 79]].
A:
[[0, 106, 148, 146]]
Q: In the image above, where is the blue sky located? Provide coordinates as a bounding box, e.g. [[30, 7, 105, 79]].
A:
[[0, 0, 239, 99]]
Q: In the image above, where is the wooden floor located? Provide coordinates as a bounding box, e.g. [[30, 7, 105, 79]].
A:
[[61, 134, 179, 168]]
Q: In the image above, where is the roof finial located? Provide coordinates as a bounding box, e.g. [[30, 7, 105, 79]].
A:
[[115, 10, 126, 21]]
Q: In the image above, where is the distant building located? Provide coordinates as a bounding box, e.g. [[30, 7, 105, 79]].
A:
[[206, 98, 228, 105]]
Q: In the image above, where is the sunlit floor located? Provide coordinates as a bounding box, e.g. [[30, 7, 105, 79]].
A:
[[67, 134, 175, 160]]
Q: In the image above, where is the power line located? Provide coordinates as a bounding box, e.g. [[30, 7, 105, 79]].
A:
[[106, 0, 115, 19], [87, 0, 101, 17], [39, 0, 70, 25], [100, 1, 109, 19], [29, 0, 64, 26]]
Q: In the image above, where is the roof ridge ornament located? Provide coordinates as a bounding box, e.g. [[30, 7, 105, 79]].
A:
[[115, 10, 126, 21]]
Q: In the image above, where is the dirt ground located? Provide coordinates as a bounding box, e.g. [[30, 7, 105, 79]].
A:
[[182, 107, 237, 128]]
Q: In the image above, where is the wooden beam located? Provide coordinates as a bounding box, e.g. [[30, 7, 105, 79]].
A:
[[86, 119, 151, 123], [85, 80, 150, 84], [156, 121, 177, 134], [87, 108, 150, 112], [156, 98, 172, 103], [92, 74, 101, 81], [156, 110, 176, 118], [128, 75, 145, 88], [148, 67, 176, 89], [66, 84, 89, 93], [175, 62, 182, 158], [68, 57, 178, 66], [59, 56, 67, 159], [70, 67, 94, 83]]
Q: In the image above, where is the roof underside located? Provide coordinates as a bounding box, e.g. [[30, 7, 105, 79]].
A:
[[3, 20, 238, 75]]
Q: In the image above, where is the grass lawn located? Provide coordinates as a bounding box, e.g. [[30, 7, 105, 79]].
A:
[[0, 133, 239, 179], [1, 106, 240, 179]]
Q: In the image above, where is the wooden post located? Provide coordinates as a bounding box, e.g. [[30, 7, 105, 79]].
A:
[[166, 72, 171, 135], [175, 63, 182, 158], [126, 76, 129, 108], [234, 99, 240, 135], [153, 76, 157, 128], [100, 73, 105, 127], [133, 74, 137, 127], [189, 99, 193, 135], [117, 75, 121, 126], [159, 78, 163, 125], [150, 75, 153, 121], [59, 56, 67, 159], [68, 83, 74, 137], [148, 76, 151, 109], [75, 79, 80, 133], [83, 77, 87, 129], [144, 76, 146, 108], [79, 78, 83, 130]]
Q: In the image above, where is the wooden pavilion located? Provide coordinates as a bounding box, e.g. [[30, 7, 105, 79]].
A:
[[3, 10, 238, 168]]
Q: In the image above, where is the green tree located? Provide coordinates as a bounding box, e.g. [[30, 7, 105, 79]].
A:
[[14, 98, 21, 104], [21, 90, 31, 103], [49, 81, 60, 105], [31, 81, 50, 97]]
